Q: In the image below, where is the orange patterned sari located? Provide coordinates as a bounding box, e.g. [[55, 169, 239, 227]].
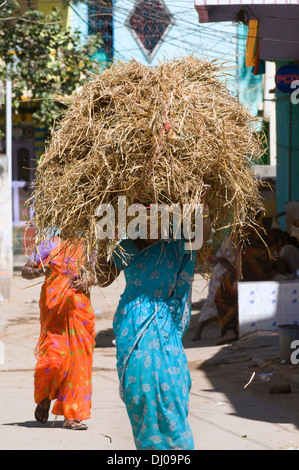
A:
[[34, 241, 95, 421]]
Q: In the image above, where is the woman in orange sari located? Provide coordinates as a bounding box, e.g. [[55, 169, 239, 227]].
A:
[[22, 235, 96, 430]]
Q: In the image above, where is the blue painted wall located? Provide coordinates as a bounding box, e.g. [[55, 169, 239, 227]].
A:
[[70, 1, 89, 41], [113, 2, 262, 116], [69, 1, 263, 117], [114, 1, 234, 63]]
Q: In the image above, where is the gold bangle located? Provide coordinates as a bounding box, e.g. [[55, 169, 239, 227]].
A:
[[202, 214, 210, 219]]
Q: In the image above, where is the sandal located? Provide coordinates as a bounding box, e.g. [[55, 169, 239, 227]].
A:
[[34, 400, 50, 424], [63, 419, 88, 430]]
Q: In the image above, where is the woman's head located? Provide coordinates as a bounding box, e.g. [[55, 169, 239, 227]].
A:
[[267, 228, 298, 252]]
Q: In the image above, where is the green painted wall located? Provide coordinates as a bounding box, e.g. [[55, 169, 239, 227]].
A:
[[275, 62, 299, 230]]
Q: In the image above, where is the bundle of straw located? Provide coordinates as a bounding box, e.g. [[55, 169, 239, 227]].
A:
[[29, 55, 265, 271]]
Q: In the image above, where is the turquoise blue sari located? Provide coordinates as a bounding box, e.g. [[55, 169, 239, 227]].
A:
[[112, 239, 196, 450]]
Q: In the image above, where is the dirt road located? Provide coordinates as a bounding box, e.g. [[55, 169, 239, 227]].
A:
[[1, 273, 299, 450]]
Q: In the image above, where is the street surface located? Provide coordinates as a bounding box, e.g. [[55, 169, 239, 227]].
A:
[[1, 273, 299, 450]]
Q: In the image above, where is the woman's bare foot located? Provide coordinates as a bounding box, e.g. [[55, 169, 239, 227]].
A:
[[63, 419, 88, 430], [216, 330, 237, 345]]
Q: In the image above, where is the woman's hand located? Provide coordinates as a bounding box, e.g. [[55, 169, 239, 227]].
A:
[[37, 265, 52, 276], [95, 255, 120, 287], [21, 260, 51, 280], [71, 276, 94, 293]]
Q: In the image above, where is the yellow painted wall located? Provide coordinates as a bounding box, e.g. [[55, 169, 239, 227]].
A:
[[18, 0, 71, 29], [37, 0, 71, 28]]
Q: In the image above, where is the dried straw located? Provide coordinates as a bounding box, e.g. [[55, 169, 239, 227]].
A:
[[28, 55, 266, 272]]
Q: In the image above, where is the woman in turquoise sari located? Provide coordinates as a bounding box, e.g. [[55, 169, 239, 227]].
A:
[[96, 189, 211, 449]]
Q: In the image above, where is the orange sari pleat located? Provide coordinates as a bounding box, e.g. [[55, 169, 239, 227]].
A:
[[34, 243, 95, 421]]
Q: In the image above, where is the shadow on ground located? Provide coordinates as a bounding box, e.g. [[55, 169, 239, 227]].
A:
[[95, 328, 115, 348], [2, 420, 62, 429], [187, 307, 299, 432], [94, 297, 299, 433]]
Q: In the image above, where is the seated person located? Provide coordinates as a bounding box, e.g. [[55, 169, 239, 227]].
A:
[[268, 229, 299, 275]]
